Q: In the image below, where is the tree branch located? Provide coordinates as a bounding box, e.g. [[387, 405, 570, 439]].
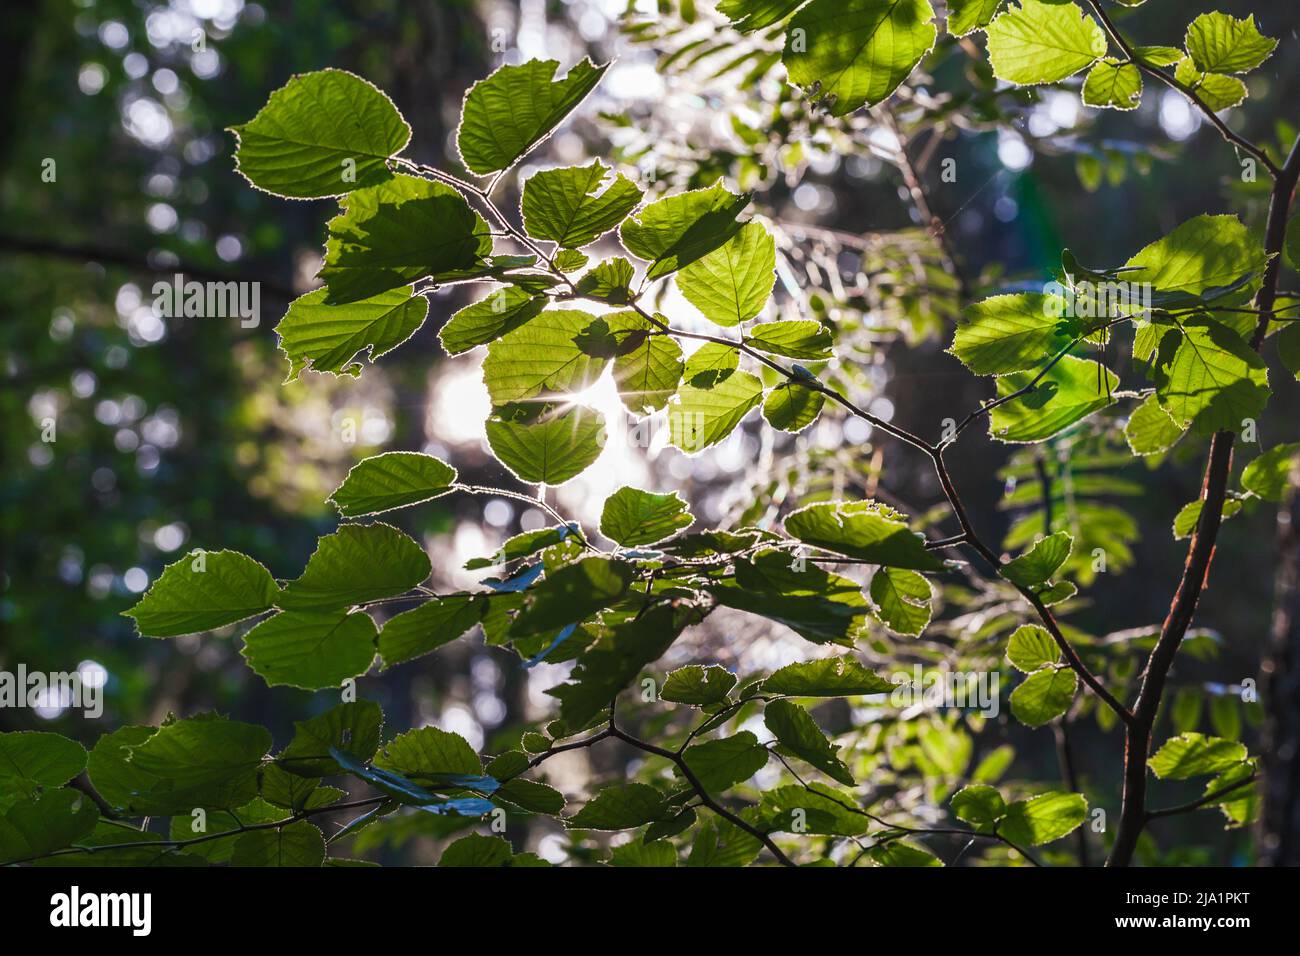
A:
[[1083, 0, 1279, 178], [1107, 132, 1300, 867]]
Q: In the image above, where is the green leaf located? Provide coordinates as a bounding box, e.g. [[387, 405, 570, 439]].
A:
[[950, 784, 1007, 829], [374, 726, 482, 780], [378, 594, 486, 668], [0, 733, 87, 798], [260, 764, 337, 813], [600, 487, 694, 546], [1173, 57, 1248, 111], [951, 293, 1075, 375], [167, 800, 285, 863], [496, 777, 566, 815], [510, 557, 634, 636], [985, 0, 1107, 86], [439, 286, 546, 356], [1082, 58, 1141, 110], [1125, 393, 1185, 456], [783, 0, 938, 115], [677, 221, 775, 326], [1149, 732, 1248, 779], [547, 604, 690, 726], [278, 523, 431, 611], [554, 249, 589, 273], [989, 355, 1117, 443], [682, 340, 740, 386], [759, 783, 870, 836], [681, 732, 769, 792], [1001, 531, 1073, 587], [231, 821, 326, 867], [0, 790, 98, 864], [764, 699, 853, 786], [1154, 320, 1269, 435], [439, 833, 530, 867], [685, 818, 762, 867], [1204, 760, 1257, 828], [329, 452, 457, 517], [1133, 45, 1185, 68], [1172, 496, 1243, 540], [668, 369, 764, 452], [973, 745, 1015, 784], [486, 403, 606, 486], [230, 69, 409, 200], [465, 525, 578, 570], [998, 791, 1087, 846], [869, 840, 943, 867], [568, 783, 669, 830], [610, 838, 677, 867], [521, 161, 643, 248], [763, 382, 825, 433], [1277, 322, 1300, 380], [719, 0, 806, 33], [661, 665, 738, 706], [763, 656, 896, 697], [1006, 624, 1060, 672], [1241, 443, 1299, 502], [1185, 12, 1277, 74], [1138, 213, 1268, 291], [457, 59, 608, 175], [575, 257, 636, 303], [85, 727, 162, 814], [482, 309, 610, 404], [440, 833, 511, 867], [319, 174, 491, 304], [1126, 215, 1265, 359], [1010, 667, 1077, 727], [241, 609, 377, 689], [784, 500, 947, 571], [620, 182, 751, 280], [278, 701, 383, 778], [869, 567, 933, 636], [123, 549, 279, 638], [746, 320, 833, 360], [948, 0, 1001, 37], [611, 323, 684, 414], [709, 552, 872, 646], [128, 715, 272, 812], [275, 286, 429, 380]]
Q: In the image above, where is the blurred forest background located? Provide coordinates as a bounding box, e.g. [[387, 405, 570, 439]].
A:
[[2, 0, 1298, 864]]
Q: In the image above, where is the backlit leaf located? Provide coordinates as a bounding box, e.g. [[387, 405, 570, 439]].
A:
[[457, 59, 608, 175], [985, 0, 1107, 86], [521, 161, 643, 248], [278, 523, 431, 610], [124, 550, 279, 638], [318, 174, 491, 304], [329, 452, 457, 517], [783, 0, 938, 115], [600, 487, 694, 546], [230, 69, 409, 199]]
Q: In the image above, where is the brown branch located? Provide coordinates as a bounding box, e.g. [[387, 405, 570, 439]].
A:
[[1146, 773, 1257, 821], [881, 107, 971, 300], [1083, 0, 1279, 178], [1107, 132, 1300, 867], [607, 725, 796, 867]]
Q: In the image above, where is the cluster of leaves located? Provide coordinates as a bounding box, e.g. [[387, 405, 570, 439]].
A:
[[29, 0, 1289, 866]]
